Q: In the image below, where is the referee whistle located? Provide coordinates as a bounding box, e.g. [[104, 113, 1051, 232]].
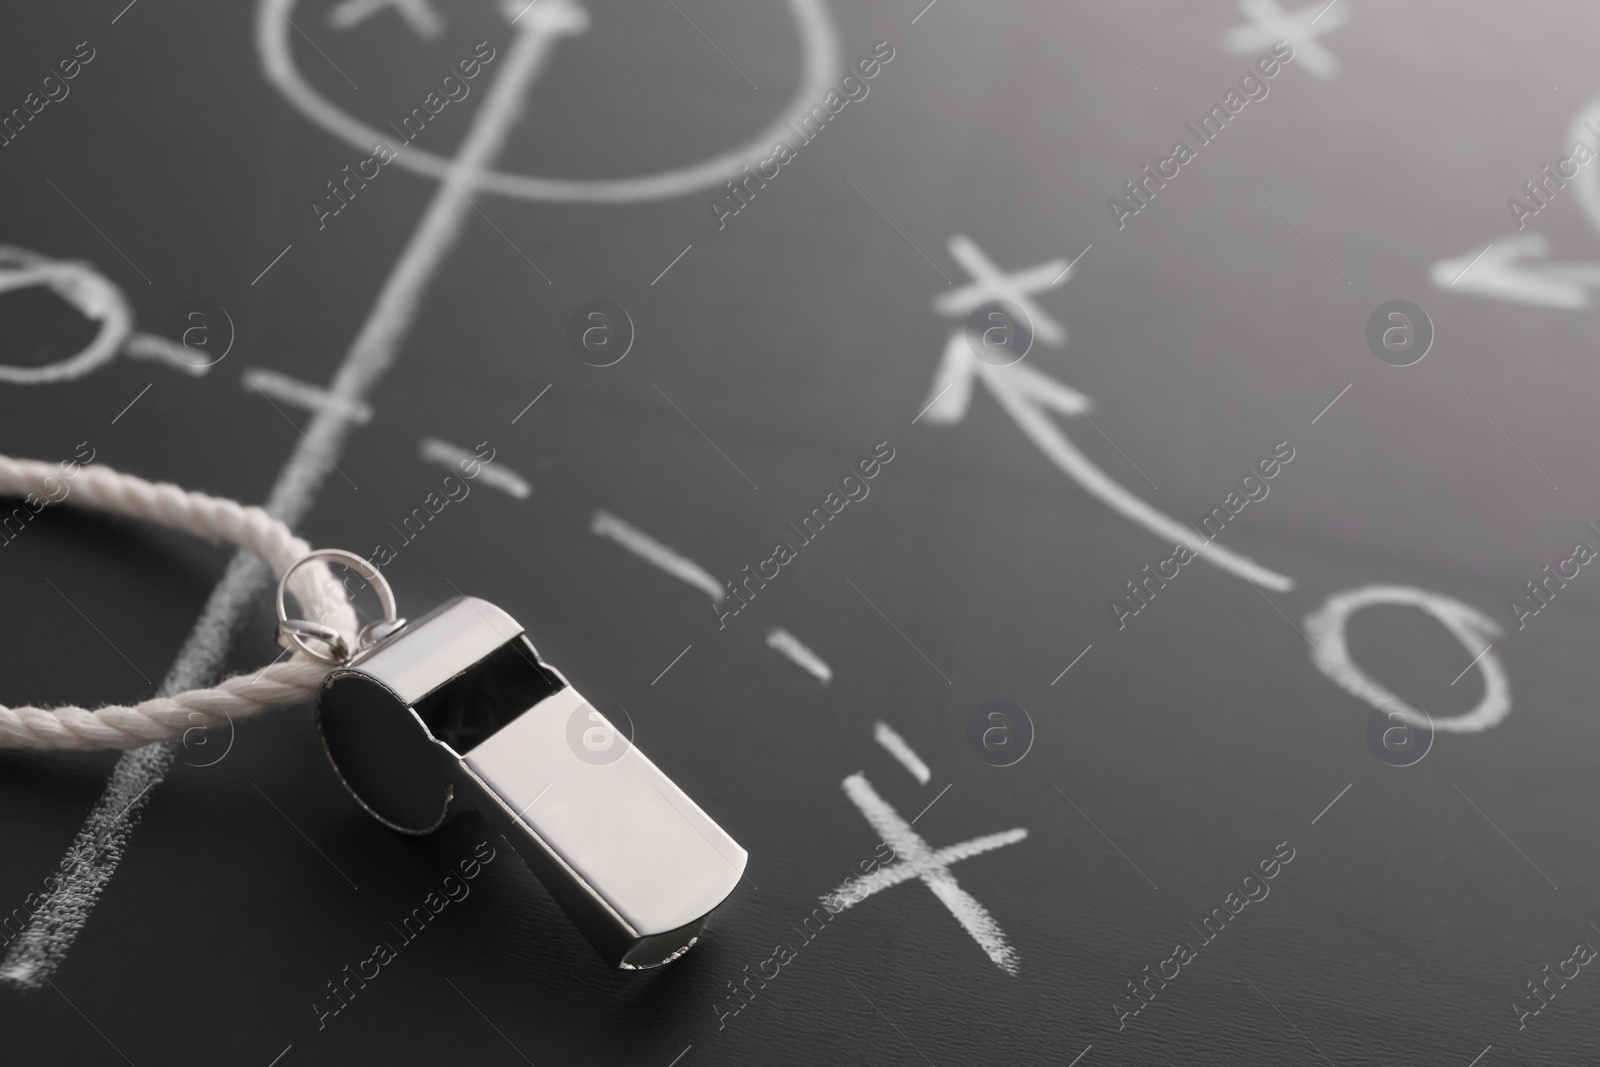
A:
[[312, 595, 747, 969]]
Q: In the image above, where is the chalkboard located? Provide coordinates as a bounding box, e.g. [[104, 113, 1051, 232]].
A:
[[5, 1, 1600, 1064]]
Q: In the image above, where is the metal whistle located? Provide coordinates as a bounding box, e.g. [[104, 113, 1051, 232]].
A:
[[310, 593, 747, 970]]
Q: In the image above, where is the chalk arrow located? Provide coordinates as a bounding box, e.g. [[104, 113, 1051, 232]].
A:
[[920, 330, 1295, 592], [1431, 234, 1600, 310]]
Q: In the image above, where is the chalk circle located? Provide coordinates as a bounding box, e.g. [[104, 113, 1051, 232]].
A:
[[181, 708, 236, 769], [257, 0, 842, 204], [967, 699, 1034, 767], [965, 299, 1034, 367], [0, 246, 133, 385], [566, 699, 634, 766], [163, 299, 235, 369], [1304, 584, 1508, 734], [565, 299, 633, 366], [1365, 299, 1432, 367], [1365, 700, 1433, 768]]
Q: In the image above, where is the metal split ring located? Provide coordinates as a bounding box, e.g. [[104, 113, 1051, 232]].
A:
[[275, 548, 405, 665]]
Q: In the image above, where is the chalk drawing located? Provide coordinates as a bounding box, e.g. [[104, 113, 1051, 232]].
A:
[[931, 234, 1071, 346], [1303, 585, 1509, 734], [921, 329, 1295, 592], [328, 0, 444, 38], [419, 437, 530, 498], [1431, 234, 1600, 309], [766, 628, 832, 684], [590, 509, 726, 602], [244, 368, 374, 424], [262, 0, 841, 203], [1223, 0, 1347, 80], [872, 720, 929, 784], [1, 4, 580, 990], [0, 247, 219, 383], [829, 773, 1027, 975]]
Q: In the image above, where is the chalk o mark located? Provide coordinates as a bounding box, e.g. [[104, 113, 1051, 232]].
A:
[[259, 0, 843, 203], [1304, 585, 1509, 734], [0, 246, 133, 385]]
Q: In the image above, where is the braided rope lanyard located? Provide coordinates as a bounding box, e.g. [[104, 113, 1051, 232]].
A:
[[0, 455, 396, 750]]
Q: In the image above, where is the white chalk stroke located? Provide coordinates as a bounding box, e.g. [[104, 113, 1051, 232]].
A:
[[1303, 586, 1509, 734], [1, 2, 578, 990], [1432, 234, 1600, 309], [872, 720, 929, 784], [827, 773, 1027, 975], [590, 509, 725, 602], [921, 330, 1294, 592], [420, 437, 529, 498], [0, 246, 213, 384], [1223, 0, 1347, 80], [766, 627, 832, 684], [921, 238, 1516, 738], [263, 0, 842, 203]]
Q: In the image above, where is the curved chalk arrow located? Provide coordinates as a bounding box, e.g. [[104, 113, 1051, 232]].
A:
[[1431, 233, 1600, 310], [920, 330, 1295, 593]]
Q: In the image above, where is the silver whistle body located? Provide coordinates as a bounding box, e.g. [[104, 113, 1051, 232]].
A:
[[314, 596, 747, 969]]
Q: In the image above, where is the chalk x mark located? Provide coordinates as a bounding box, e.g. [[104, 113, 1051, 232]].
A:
[[653, 383, 759, 490], [1310, 782, 1351, 825], [511, 383, 552, 423], [1051, 644, 1093, 685], [0, 7, 570, 989], [1052, 783, 1157, 890], [935, 234, 1070, 345], [251, 243, 294, 286], [874, 720, 931, 784], [830, 773, 1027, 974], [651, 243, 693, 286], [651, 643, 694, 686], [421, 437, 530, 499], [253, 783, 358, 889], [847, 577, 951, 684], [1311, 382, 1351, 424], [44, 177, 150, 285], [110, 383, 152, 424], [767, 628, 832, 683], [590, 510, 724, 601]]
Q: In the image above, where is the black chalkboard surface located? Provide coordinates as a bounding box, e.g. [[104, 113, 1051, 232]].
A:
[[5, 1, 1600, 1064]]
